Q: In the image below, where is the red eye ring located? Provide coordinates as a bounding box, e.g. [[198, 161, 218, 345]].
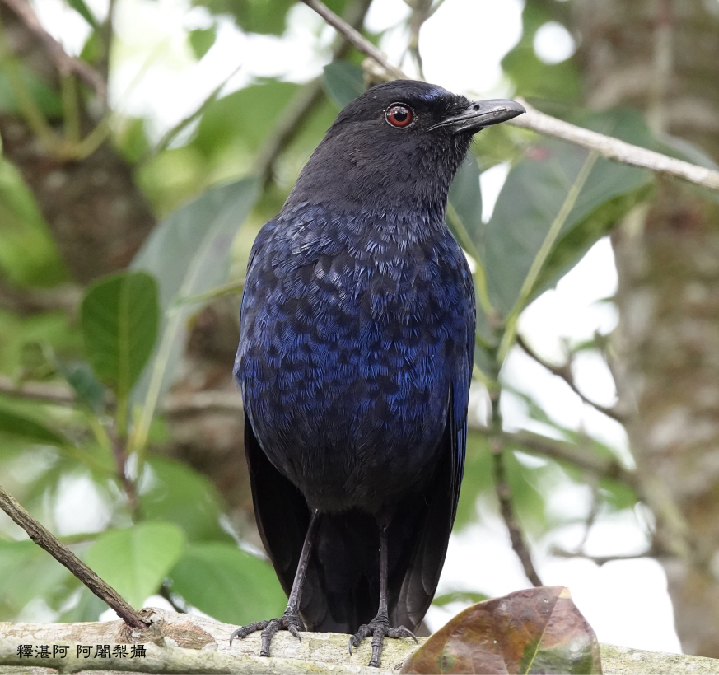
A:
[[385, 104, 414, 128]]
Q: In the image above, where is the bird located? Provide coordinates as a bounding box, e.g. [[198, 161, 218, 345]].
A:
[[231, 79, 524, 667]]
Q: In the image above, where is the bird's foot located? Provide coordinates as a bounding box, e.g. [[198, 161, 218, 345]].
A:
[[348, 611, 418, 668], [230, 608, 304, 657]]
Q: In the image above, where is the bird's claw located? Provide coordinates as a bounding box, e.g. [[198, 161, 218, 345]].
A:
[[348, 613, 417, 667], [230, 610, 304, 657]]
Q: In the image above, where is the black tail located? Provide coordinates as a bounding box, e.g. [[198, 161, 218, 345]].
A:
[[243, 409, 458, 633]]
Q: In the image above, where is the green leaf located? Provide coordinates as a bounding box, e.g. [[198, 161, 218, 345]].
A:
[[131, 178, 259, 405], [56, 359, 105, 413], [503, 448, 552, 534], [84, 522, 186, 609], [193, 0, 348, 34], [501, 4, 582, 104], [191, 80, 301, 160], [189, 27, 217, 59], [67, 0, 99, 28], [81, 271, 159, 399], [599, 478, 638, 512], [139, 457, 232, 543], [0, 159, 69, 286], [507, 390, 638, 513], [0, 401, 68, 446], [0, 309, 79, 377], [80, 30, 101, 64], [58, 585, 108, 623], [0, 540, 73, 618], [454, 433, 493, 531], [323, 61, 365, 109], [453, 429, 554, 534], [484, 115, 652, 318], [0, 65, 63, 117], [193, 0, 294, 35], [433, 591, 490, 607], [115, 117, 151, 164], [168, 542, 286, 624], [446, 153, 483, 260]]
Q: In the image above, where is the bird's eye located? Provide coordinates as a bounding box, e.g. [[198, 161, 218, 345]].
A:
[[385, 104, 414, 128]]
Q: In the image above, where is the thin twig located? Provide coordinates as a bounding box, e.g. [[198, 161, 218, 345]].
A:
[[501, 429, 640, 493], [551, 545, 657, 566], [512, 98, 719, 191], [150, 64, 243, 160], [577, 473, 600, 551], [0, 0, 107, 101], [300, 0, 405, 80], [0, 281, 82, 317], [300, 0, 719, 192], [0, 375, 80, 406], [97, 0, 117, 84], [0, 483, 147, 628], [255, 0, 375, 185], [254, 81, 325, 185], [108, 425, 140, 519], [406, 0, 433, 79], [492, 440, 543, 587], [489, 383, 543, 587], [516, 334, 625, 423], [0, 10, 60, 150], [0, 377, 637, 492], [0, 377, 655, 496], [509, 427, 703, 571]]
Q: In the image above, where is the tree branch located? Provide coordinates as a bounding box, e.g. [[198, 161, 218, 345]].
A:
[[0, 614, 713, 675], [516, 334, 625, 423], [299, 0, 719, 192], [0, 483, 147, 628], [0, 0, 107, 102], [0, 609, 415, 674], [511, 97, 719, 190]]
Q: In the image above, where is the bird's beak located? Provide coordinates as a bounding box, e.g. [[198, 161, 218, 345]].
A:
[[432, 99, 525, 133]]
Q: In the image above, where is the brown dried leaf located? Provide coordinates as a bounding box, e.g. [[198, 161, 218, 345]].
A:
[[402, 586, 601, 674]]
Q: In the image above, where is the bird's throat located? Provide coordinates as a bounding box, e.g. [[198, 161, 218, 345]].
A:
[[284, 129, 472, 218]]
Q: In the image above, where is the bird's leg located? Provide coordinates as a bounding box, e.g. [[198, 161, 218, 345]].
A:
[[230, 510, 320, 657], [348, 523, 418, 667]]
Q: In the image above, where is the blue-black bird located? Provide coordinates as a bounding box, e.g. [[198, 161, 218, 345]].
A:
[[232, 79, 524, 666]]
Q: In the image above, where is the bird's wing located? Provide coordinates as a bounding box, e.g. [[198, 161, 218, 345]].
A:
[[389, 277, 474, 631], [243, 412, 310, 597], [239, 218, 314, 609], [244, 413, 344, 631], [388, 381, 469, 631]]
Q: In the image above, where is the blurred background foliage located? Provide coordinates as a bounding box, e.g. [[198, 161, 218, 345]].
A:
[[1, 0, 718, 657]]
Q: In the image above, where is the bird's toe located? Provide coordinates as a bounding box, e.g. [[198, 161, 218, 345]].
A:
[[350, 614, 415, 667], [230, 620, 270, 644], [230, 610, 304, 658], [388, 625, 418, 642]]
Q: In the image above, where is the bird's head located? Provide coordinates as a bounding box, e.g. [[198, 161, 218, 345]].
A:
[[285, 79, 524, 217]]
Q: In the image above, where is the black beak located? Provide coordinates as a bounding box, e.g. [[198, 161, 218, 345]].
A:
[[432, 99, 525, 133]]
